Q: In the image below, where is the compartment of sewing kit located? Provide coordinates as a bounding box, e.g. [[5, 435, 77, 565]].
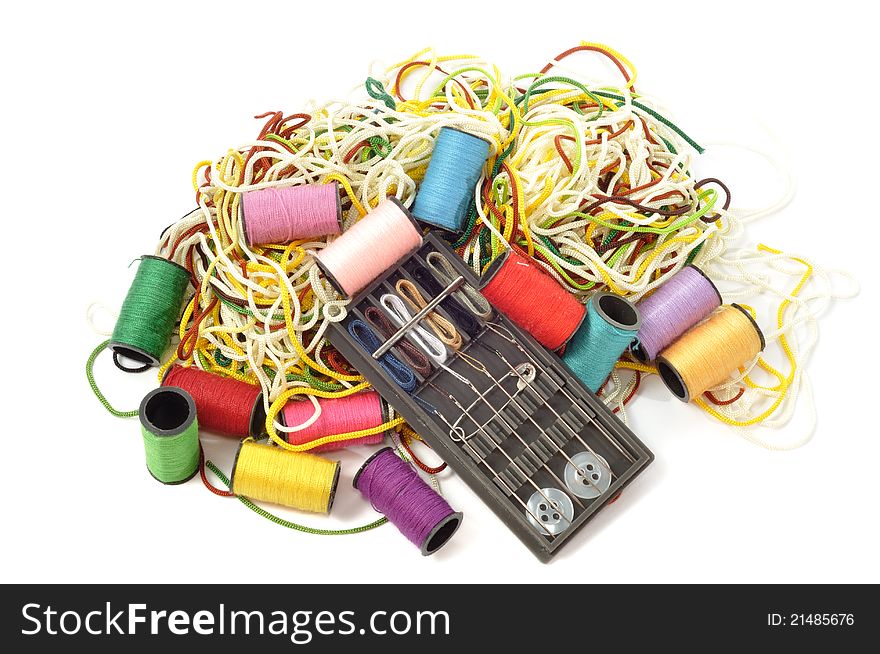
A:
[[327, 233, 653, 561]]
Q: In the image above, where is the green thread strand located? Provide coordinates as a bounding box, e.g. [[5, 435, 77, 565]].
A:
[[87, 340, 139, 417], [517, 75, 604, 119], [592, 91, 704, 153], [685, 242, 704, 264], [110, 256, 190, 364], [568, 189, 717, 235], [365, 77, 396, 110], [205, 460, 387, 535]]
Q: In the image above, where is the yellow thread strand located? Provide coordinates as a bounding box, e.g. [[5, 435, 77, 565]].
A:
[[264, 382, 406, 451], [695, 248, 813, 426]]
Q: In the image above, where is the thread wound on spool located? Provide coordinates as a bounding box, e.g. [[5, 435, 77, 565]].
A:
[[354, 447, 462, 555], [241, 182, 343, 246], [231, 439, 340, 513], [139, 386, 199, 485], [412, 127, 491, 234], [656, 304, 765, 403], [162, 365, 264, 438], [281, 391, 388, 452], [631, 265, 722, 362], [110, 255, 191, 370], [562, 291, 641, 393], [480, 249, 586, 350], [314, 197, 423, 298]]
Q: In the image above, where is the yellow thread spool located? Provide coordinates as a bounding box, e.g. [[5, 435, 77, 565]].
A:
[[230, 439, 340, 513], [656, 304, 765, 402]]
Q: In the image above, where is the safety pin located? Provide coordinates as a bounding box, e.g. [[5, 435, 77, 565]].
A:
[[485, 322, 636, 464], [457, 348, 605, 497], [425, 381, 577, 526], [421, 390, 559, 538]]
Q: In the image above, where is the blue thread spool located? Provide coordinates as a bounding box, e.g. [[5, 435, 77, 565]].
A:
[[412, 127, 491, 234], [562, 291, 641, 393]]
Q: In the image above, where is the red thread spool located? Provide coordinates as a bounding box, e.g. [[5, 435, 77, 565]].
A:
[[479, 249, 585, 350], [281, 391, 389, 452], [162, 365, 265, 438]]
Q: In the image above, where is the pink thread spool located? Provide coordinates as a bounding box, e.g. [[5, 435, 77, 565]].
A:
[[313, 197, 423, 298], [281, 391, 389, 452], [240, 182, 343, 246]]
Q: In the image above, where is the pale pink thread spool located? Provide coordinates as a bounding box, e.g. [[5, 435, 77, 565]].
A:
[[313, 197, 423, 298], [281, 391, 389, 452], [240, 182, 343, 246]]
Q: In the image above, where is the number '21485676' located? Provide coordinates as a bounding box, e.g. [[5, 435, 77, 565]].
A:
[[768, 613, 854, 627]]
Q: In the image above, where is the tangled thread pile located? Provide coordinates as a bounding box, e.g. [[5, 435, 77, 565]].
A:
[[146, 43, 855, 453]]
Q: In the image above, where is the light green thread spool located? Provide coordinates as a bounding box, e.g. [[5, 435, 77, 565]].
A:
[[139, 387, 199, 484], [562, 291, 641, 393], [110, 255, 191, 370]]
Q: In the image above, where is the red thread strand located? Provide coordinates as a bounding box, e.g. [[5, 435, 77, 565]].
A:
[[704, 387, 745, 406], [401, 435, 448, 474], [199, 445, 235, 497]]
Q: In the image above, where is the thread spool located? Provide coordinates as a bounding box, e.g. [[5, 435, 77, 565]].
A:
[[240, 182, 343, 246], [562, 291, 641, 393], [231, 439, 340, 513], [480, 249, 586, 350], [139, 387, 199, 485], [109, 255, 191, 371], [631, 265, 722, 362], [657, 304, 765, 402], [281, 392, 389, 452], [412, 127, 491, 234], [314, 197, 423, 298], [354, 448, 462, 556], [162, 365, 265, 438]]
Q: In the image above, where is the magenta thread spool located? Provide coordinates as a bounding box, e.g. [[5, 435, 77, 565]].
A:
[[281, 391, 389, 452], [354, 447, 462, 556], [631, 265, 722, 362], [240, 182, 343, 246]]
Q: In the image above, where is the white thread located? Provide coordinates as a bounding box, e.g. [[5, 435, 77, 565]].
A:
[[379, 294, 448, 364]]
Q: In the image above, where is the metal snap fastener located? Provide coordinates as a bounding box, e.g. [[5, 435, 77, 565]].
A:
[[564, 451, 612, 499], [515, 363, 537, 390], [526, 487, 574, 535]]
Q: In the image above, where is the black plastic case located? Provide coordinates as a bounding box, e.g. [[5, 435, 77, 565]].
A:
[[327, 233, 653, 561]]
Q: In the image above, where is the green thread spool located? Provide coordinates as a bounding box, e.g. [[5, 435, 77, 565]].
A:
[[139, 387, 199, 484], [562, 291, 641, 393], [109, 255, 191, 371]]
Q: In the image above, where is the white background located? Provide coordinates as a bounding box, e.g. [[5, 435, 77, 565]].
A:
[[2, 1, 877, 584]]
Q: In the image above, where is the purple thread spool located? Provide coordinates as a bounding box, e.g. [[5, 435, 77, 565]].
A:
[[631, 265, 722, 362], [240, 182, 343, 246], [354, 447, 462, 556]]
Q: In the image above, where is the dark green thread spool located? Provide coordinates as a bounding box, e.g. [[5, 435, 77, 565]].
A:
[[139, 387, 199, 485], [109, 256, 191, 371]]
